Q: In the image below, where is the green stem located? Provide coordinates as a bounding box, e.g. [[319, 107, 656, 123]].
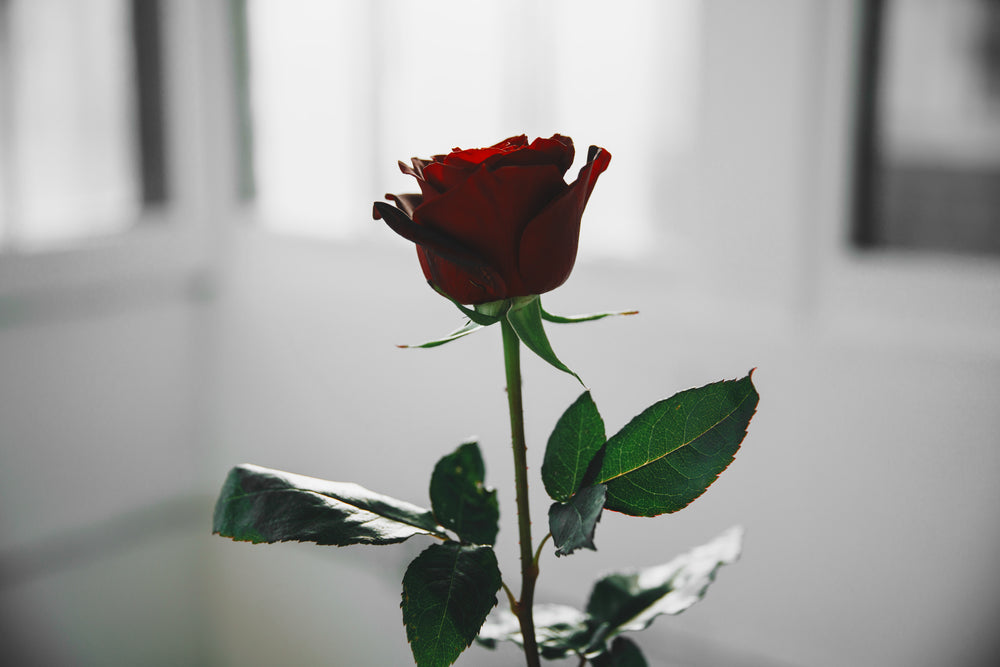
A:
[[501, 318, 541, 667]]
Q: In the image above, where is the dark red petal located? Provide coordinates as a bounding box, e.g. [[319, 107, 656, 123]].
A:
[[372, 201, 506, 298], [399, 159, 422, 179], [488, 135, 528, 151], [485, 135, 575, 175], [530, 134, 574, 162], [414, 163, 567, 297], [580, 146, 611, 205], [516, 146, 611, 294], [438, 135, 529, 169], [422, 160, 478, 192], [385, 192, 422, 219], [398, 160, 444, 201], [417, 247, 508, 304], [443, 148, 503, 166]]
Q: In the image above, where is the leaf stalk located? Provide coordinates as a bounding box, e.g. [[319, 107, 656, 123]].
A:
[[533, 532, 552, 568]]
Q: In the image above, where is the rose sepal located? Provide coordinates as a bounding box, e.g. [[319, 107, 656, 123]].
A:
[[423, 283, 505, 326], [505, 295, 584, 385], [397, 319, 488, 349], [541, 306, 639, 324], [401, 291, 586, 384], [395, 289, 505, 348]]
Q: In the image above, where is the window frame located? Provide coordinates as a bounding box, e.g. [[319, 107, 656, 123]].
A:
[[0, 0, 234, 299], [811, 0, 1000, 352]]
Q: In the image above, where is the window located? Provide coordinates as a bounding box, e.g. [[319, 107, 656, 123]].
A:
[[239, 0, 702, 260], [853, 0, 1000, 256], [0, 0, 166, 251]]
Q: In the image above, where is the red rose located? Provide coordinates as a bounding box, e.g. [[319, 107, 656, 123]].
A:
[[373, 135, 611, 305]]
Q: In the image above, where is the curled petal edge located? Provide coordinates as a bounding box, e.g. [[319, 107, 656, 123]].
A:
[[373, 201, 507, 299]]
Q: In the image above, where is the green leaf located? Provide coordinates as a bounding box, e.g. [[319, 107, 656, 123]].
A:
[[548, 485, 606, 557], [213, 464, 448, 546], [542, 391, 607, 502], [541, 306, 639, 324], [505, 295, 582, 384], [597, 373, 758, 516], [591, 637, 648, 667], [402, 543, 502, 667], [477, 604, 592, 660], [480, 529, 741, 662], [430, 442, 499, 546], [399, 319, 486, 349], [585, 526, 743, 639]]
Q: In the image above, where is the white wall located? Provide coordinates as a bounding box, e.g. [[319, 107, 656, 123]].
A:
[[0, 280, 212, 665]]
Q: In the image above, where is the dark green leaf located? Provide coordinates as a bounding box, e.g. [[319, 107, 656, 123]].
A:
[[591, 637, 648, 667], [213, 464, 447, 546], [585, 526, 742, 637], [541, 306, 639, 324], [477, 604, 592, 660], [542, 391, 606, 502], [402, 543, 502, 667], [505, 295, 582, 384], [597, 373, 758, 516], [430, 442, 499, 546], [399, 320, 486, 349], [549, 485, 606, 557]]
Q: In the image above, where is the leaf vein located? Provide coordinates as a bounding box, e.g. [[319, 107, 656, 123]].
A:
[[601, 388, 754, 483]]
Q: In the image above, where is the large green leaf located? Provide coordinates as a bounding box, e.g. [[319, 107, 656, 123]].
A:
[[542, 391, 606, 502], [480, 529, 742, 661], [430, 442, 499, 546], [591, 637, 648, 667], [597, 373, 758, 516], [548, 485, 606, 557], [402, 543, 502, 667], [585, 526, 743, 640], [477, 604, 592, 661], [213, 464, 448, 546], [505, 295, 582, 383]]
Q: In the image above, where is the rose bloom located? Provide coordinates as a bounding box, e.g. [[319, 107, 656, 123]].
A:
[[373, 135, 610, 305]]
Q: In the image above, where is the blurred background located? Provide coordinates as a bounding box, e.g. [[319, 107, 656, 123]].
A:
[[1, 0, 999, 665]]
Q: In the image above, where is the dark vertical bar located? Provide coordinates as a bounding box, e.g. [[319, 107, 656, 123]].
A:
[[851, 0, 886, 248], [132, 0, 167, 206], [230, 0, 255, 202]]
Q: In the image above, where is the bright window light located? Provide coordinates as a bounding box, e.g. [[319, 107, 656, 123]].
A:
[[246, 0, 702, 260], [0, 0, 143, 250]]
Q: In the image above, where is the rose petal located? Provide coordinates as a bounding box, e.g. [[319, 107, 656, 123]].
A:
[[417, 246, 509, 304], [438, 135, 529, 169], [414, 163, 567, 297], [422, 160, 479, 192], [488, 135, 529, 151], [373, 201, 505, 299], [385, 192, 422, 219], [397, 160, 442, 201], [485, 135, 575, 175], [399, 159, 423, 179], [516, 146, 611, 294]]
